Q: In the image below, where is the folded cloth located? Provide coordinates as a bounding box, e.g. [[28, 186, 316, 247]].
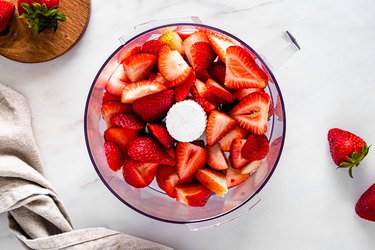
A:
[[0, 83, 172, 250]]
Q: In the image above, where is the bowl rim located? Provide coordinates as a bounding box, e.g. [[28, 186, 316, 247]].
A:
[[84, 22, 286, 224]]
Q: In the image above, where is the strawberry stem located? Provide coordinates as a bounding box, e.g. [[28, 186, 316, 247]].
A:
[[338, 144, 370, 178]]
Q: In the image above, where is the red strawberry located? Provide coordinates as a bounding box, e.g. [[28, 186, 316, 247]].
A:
[[123, 53, 156, 82], [195, 168, 228, 197], [156, 165, 176, 190], [195, 69, 211, 82], [241, 134, 270, 161], [164, 173, 179, 198], [267, 136, 283, 167], [241, 160, 262, 174], [188, 42, 216, 72], [190, 85, 216, 113], [101, 102, 132, 127], [132, 89, 174, 122], [176, 142, 207, 181], [218, 125, 249, 152], [0, 0, 14, 32], [355, 183, 375, 222], [141, 40, 163, 56], [122, 160, 158, 188], [226, 163, 250, 188], [206, 110, 236, 146], [233, 88, 263, 101], [230, 91, 270, 134], [207, 62, 226, 85], [191, 140, 205, 148], [175, 184, 212, 207], [173, 70, 196, 102], [206, 31, 239, 62], [128, 137, 175, 166], [104, 142, 125, 171], [225, 45, 268, 89], [327, 128, 370, 178], [110, 112, 146, 130], [183, 31, 209, 64], [18, 0, 58, 15], [150, 72, 169, 86], [105, 77, 127, 97], [207, 143, 228, 170], [121, 80, 166, 104], [202, 78, 235, 104], [229, 138, 251, 169], [118, 45, 142, 63], [103, 128, 139, 155], [102, 91, 121, 103], [158, 45, 192, 87], [159, 31, 184, 55], [148, 124, 175, 150]]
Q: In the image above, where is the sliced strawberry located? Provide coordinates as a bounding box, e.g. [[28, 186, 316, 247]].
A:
[[102, 91, 121, 103], [121, 80, 166, 104], [175, 184, 212, 207], [148, 124, 175, 150], [202, 79, 235, 104], [110, 112, 146, 130], [230, 92, 270, 134], [103, 128, 140, 156], [274, 95, 283, 120], [164, 173, 179, 198], [226, 163, 250, 188], [118, 45, 142, 63], [241, 134, 269, 161], [206, 32, 239, 62], [104, 142, 125, 171], [176, 142, 207, 181], [225, 45, 268, 89], [233, 88, 263, 101], [173, 70, 196, 102], [190, 85, 216, 113], [195, 168, 228, 197], [105, 66, 128, 96], [128, 137, 175, 166], [101, 102, 132, 127], [159, 31, 184, 55], [229, 138, 251, 169], [218, 125, 249, 152], [191, 140, 205, 148], [158, 45, 192, 87], [267, 136, 283, 167], [183, 31, 209, 65], [176, 30, 191, 41], [123, 53, 156, 82], [206, 110, 236, 146], [150, 72, 169, 86], [132, 89, 174, 122], [156, 165, 176, 190], [141, 40, 163, 56], [167, 148, 176, 159], [241, 160, 262, 174], [207, 143, 228, 170], [207, 61, 226, 85], [195, 69, 211, 82], [189, 42, 216, 72], [122, 160, 159, 188]]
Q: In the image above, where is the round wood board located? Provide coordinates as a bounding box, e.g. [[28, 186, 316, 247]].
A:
[[0, 0, 90, 63]]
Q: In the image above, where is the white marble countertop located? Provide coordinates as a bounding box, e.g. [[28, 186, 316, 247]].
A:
[[1, 0, 375, 249]]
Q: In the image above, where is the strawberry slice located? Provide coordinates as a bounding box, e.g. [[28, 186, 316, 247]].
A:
[[218, 125, 249, 152], [207, 61, 226, 85], [101, 102, 132, 127], [191, 140, 206, 148], [195, 168, 228, 197], [164, 173, 179, 198], [183, 31, 209, 65], [118, 45, 142, 63], [110, 112, 146, 130], [141, 40, 163, 56], [123, 53, 156, 82], [156, 165, 176, 190], [122, 160, 159, 188], [176, 142, 207, 181], [233, 88, 263, 101], [225, 45, 268, 89], [207, 143, 229, 170], [206, 110, 236, 146], [104, 142, 125, 171], [226, 164, 250, 188], [132, 89, 174, 122], [175, 184, 212, 207], [190, 85, 216, 113], [148, 124, 175, 150], [241, 134, 269, 161], [189, 42, 216, 72], [173, 70, 196, 102], [241, 160, 262, 174], [195, 69, 211, 82], [105, 66, 129, 96], [158, 45, 192, 87], [230, 92, 270, 134], [103, 128, 139, 156], [202, 79, 235, 104], [150, 72, 169, 86], [128, 137, 175, 166], [229, 138, 251, 169], [121, 80, 166, 104], [206, 32, 239, 62], [102, 91, 121, 103], [159, 31, 184, 55]]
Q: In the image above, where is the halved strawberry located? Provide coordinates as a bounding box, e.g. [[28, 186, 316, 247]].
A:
[[183, 31, 209, 64], [141, 40, 163, 56], [206, 32, 239, 62], [191, 140, 205, 148], [230, 92, 270, 134], [149, 72, 169, 86], [118, 45, 142, 63], [233, 88, 263, 101], [207, 143, 228, 170], [190, 85, 216, 113], [173, 70, 196, 102], [104, 141, 125, 171], [121, 80, 166, 104], [164, 173, 179, 198], [202, 79, 235, 104], [225, 45, 268, 89], [241, 134, 269, 161], [206, 110, 236, 146], [105, 66, 129, 96], [226, 163, 250, 188], [128, 137, 175, 166], [103, 128, 139, 156], [122, 160, 159, 188], [101, 102, 132, 127], [176, 142, 207, 181], [175, 184, 212, 207], [218, 125, 249, 152], [132, 89, 174, 122], [123, 53, 156, 82], [159, 31, 184, 55], [188, 42, 216, 72], [156, 165, 176, 190], [241, 160, 262, 174], [102, 91, 121, 103], [195, 168, 228, 197], [158, 45, 192, 87], [195, 69, 211, 82], [229, 138, 251, 169], [148, 124, 175, 150], [110, 112, 146, 130], [207, 61, 226, 85]]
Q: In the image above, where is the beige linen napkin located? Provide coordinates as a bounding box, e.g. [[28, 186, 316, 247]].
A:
[[0, 83, 172, 250]]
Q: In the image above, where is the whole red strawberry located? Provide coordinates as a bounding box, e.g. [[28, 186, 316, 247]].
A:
[[0, 0, 15, 33], [327, 128, 370, 178], [355, 183, 375, 222]]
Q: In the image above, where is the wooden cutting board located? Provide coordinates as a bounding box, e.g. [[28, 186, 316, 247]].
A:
[[0, 0, 90, 63]]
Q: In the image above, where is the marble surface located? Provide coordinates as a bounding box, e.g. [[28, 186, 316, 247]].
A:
[[1, 0, 375, 249]]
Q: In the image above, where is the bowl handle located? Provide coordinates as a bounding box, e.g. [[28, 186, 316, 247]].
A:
[[184, 195, 261, 231]]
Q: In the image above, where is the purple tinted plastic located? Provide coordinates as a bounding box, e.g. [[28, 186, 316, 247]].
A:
[[84, 23, 286, 224]]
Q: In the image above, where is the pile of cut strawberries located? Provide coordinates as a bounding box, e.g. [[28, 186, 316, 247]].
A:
[[100, 28, 275, 207]]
